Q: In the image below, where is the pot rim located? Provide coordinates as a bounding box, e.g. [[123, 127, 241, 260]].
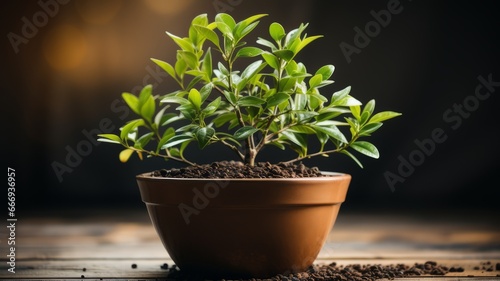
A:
[[136, 171, 350, 182]]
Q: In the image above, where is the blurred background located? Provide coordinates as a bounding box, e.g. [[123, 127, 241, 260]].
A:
[[1, 0, 499, 215]]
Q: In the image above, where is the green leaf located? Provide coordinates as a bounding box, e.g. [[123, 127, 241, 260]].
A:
[[350, 105, 361, 121], [135, 132, 154, 149], [154, 106, 169, 127], [341, 150, 363, 168], [359, 122, 383, 136], [162, 134, 193, 149], [331, 86, 351, 104], [195, 127, 215, 149], [311, 124, 347, 144], [309, 74, 323, 88], [179, 51, 198, 70], [122, 93, 140, 115], [266, 92, 289, 107], [234, 126, 259, 140], [161, 95, 189, 105], [261, 52, 279, 69], [120, 119, 144, 141], [97, 134, 122, 144], [238, 96, 266, 107], [362, 99, 375, 118], [201, 49, 212, 81], [157, 128, 175, 151], [296, 35, 323, 54], [273, 49, 294, 61], [213, 112, 236, 127], [215, 22, 233, 39], [241, 60, 263, 81], [119, 149, 135, 163], [151, 58, 176, 80], [166, 32, 194, 52], [140, 96, 155, 123], [256, 38, 277, 51], [188, 88, 202, 111], [236, 47, 264, 58], [369, 111, 402, 123], [288, 125, 317, 134], [138, 84, 153, 109], [281, 130, 307, 150], [351, 141, 379, 159], [270, 22, 286, 42], [202, 97, 221, 114], [194, 25, 220, 48], [315, 65, 335, 80], [215, 13, 236, 29]]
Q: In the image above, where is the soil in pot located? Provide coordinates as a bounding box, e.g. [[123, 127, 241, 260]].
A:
[[151, 161, 325, 179]]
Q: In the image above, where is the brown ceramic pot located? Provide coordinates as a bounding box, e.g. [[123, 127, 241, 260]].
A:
[[136, 172, 351, 278]]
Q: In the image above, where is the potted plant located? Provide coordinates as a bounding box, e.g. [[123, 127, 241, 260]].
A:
[[98, 13, 400, 278]]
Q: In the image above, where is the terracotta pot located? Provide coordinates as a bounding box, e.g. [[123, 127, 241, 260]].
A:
[[136, 172, 351, 278]]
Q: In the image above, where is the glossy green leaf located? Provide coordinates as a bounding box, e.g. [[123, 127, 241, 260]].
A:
[[188, 88, 202, 111], [341, 150, 363, 168], [238, 96, 266, 107], [331, 86, 351, 104], [135, 132, 154, 149], [162, 134, 193, 149], [273, 49, 294, 61], [362, 99, 375, 117], [234, 126, 259, 140], [194, 25, 220, 48], [97, 134, 122, 144], [195, 127, 215, 149], [315, 65, 335, 80], [369, 111, 402, 123], [269, 22, 286, 42], [311, 124, 347, 144], [201, 49, 212, 81], [122, 93, 140, 115], [351, 141, 379, 159], [213, 112, 236, 127], [151, 58, 176, 80], [141, 96, 155, 123], [241, 60, 263, 81], [215, 13, 236, 29], [309, 74, 323, 88], [120, 119, 144, 141], [261, 52, 279, 69], [236, 47, 264, 58], [266, 92, 289, 107], [179, 51, 198, 70], [166, 32, 194, 52], [359, 122, 383, 136], [203, 97, 221, 114]]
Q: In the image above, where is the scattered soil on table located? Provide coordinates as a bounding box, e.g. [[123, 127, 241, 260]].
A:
[[164, 261, 451, 281], [151, 161, 324, 179]]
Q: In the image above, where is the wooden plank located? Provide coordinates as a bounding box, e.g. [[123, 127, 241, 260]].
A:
[[1, 211, 499, 279]]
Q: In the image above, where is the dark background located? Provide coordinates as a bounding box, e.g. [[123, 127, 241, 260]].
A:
[[1, 0, 499, 215]]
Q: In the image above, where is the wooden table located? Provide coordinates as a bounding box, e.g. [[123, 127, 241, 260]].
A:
[[1, 209, 499, 280]]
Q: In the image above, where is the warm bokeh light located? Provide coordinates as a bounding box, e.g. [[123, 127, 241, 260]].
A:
[[76, 0, 122, 25], [144, 0, 195, 15], [43, 24, 88, 71]]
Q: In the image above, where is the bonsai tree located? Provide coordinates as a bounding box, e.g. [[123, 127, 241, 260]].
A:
[[98, 13, 400, 169]]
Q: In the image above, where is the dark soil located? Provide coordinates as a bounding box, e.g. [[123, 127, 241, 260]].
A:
[[162, 261, 452, 281], [151, 161, 324, 179]]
